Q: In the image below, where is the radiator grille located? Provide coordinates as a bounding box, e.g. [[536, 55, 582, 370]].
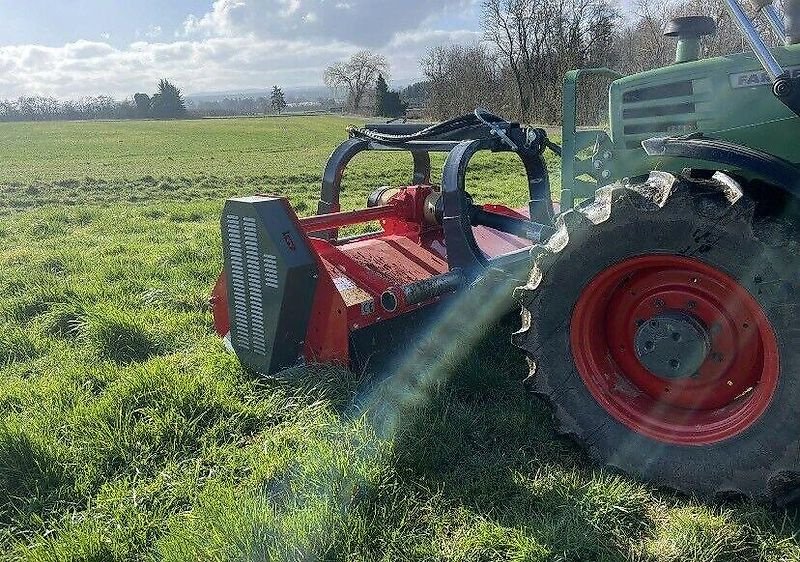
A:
[[621, 80, 699, 150], [622, 81, 693, 103]]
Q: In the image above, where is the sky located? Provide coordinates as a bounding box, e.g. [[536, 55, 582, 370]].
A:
[[0, 0, 489, 99]]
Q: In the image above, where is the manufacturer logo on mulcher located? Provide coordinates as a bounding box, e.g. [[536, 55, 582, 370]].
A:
[[282, 231, 296, 251], [730, 65, 800, 89]]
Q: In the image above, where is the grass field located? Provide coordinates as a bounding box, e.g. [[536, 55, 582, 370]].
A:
[[0, 115, 798, 561]]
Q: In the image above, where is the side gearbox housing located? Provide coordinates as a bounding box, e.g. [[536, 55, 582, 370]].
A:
[[221, 196, 318, 375]]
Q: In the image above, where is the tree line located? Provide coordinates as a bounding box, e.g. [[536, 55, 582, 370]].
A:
[[420, 0, 780, 124], [0, 80, 303, 122], [0, 95, 134, 122], [0, 0, 779, 124], [0, 79, 187, 122], [191, 89, 322, 118]]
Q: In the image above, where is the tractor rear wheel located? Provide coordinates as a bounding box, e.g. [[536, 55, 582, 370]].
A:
[[513, 171, 800, 501]]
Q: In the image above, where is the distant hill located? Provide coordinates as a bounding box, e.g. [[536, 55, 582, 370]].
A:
[[186, 86, 332, 103], [187, 78, 419, 104]]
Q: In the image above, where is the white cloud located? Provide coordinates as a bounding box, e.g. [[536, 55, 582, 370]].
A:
[[386, 29, 484, 82], [0, 1, 481, 99], [144, 25, 163, 39], [182, 0, 470, 47], [0, 37, 352, 98]]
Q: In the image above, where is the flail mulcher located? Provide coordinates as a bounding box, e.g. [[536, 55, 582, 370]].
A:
[[213, 0, 800, 502]]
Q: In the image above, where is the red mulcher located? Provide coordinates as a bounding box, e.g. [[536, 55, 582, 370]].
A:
[[211, 112, 557, 374]]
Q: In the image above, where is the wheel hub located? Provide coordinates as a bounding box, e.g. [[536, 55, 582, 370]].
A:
[[634, 311, 710, 380], [570, 254, 779, 445]]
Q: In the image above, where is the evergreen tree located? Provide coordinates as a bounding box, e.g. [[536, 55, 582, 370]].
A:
[[381, 91, 407, 118], [150, 79, 187, 119], [270, 86, 287, 114], [374, 74, 406, 118], [374, 73, 389, 117], [133, 93, 151, 118]]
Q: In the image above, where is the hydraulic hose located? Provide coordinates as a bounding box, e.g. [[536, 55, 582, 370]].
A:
[[348, 109, 509, 145]]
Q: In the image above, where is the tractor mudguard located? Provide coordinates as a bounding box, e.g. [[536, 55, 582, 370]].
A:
[[643, 135, 800, 195]]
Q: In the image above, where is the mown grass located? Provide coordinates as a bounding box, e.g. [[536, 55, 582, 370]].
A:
[[0, 116, 797, 561]]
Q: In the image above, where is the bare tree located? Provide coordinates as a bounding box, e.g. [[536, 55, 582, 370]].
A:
[[483, 0, 547, 122], [677, 0, 779, 54], [324, 50, 388, 112], [616, 0, 675, 73], [422, 44, 508, 119], [482, 0, 619, 123]]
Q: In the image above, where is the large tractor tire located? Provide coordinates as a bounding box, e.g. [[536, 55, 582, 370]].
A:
[[513, 171, 800, 502]]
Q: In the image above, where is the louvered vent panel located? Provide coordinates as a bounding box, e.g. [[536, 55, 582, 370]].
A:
[[241, 217, 267, 354], [225, 214, 250, 350], [264, 254, 279, 289], [225, 214, 275, 354]]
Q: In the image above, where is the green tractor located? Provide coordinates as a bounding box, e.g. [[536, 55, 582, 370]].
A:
[[518, 0, 800, 502], [213, 0, 800, 502]]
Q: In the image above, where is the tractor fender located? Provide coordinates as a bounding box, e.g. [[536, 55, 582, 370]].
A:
[[642, 135, 800, 199]]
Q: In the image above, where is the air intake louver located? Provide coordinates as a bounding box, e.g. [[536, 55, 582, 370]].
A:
[[622, 80, 698, 149]]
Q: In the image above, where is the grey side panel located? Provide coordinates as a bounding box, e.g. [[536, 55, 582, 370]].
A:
[[221, 196, 318, 375]]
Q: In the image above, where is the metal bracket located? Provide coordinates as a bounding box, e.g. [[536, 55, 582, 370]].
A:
[[561, 68, 623, 211]]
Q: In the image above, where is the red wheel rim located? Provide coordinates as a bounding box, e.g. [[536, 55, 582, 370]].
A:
[[571, 254, 779, 445]]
